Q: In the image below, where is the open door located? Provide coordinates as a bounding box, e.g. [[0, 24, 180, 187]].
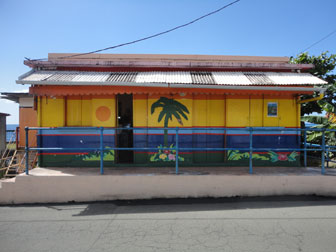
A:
[[116, 94, 134, 163]]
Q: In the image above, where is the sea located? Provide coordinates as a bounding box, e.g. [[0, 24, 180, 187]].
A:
[[6, 124, 18, 142]]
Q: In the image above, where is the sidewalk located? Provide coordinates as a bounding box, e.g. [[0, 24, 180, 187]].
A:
[[23, 166, 336, 176]]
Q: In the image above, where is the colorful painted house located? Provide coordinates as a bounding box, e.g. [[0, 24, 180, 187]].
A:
[[16, 53, 327, 167]]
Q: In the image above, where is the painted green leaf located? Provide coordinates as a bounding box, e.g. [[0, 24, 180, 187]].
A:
[[287, 151, 298, 162], [252, 153, 269, 161]]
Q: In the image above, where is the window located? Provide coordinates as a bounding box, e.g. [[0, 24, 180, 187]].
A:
[[267, 102, 278, 117]]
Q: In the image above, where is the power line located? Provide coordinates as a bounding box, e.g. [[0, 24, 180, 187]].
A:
[[300, 29, 336, 54], [27, 0, 240, 61]]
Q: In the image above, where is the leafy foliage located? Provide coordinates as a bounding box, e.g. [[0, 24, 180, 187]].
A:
[[301, 115, 329, 125], [302, 114, 336, 148], [290, 51, 336, 115], [301, 100, 336, 159]]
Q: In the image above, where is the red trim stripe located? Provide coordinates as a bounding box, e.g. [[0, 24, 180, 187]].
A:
[[227, 133, 299, 136], [38, 152, 89, 156], [37, 134, 115, 136]]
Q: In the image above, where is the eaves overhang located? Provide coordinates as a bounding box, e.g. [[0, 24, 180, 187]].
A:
[[16, 70, 327, 86], [24, 59, 314, 72]]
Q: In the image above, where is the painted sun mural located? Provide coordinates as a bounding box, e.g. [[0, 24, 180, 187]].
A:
[[95, 106, 111, 122]]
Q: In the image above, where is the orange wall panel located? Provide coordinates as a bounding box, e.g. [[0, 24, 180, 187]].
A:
[[19, 107, 37, 148]]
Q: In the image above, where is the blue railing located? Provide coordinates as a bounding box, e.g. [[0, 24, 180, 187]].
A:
[[24, 127, 336, 175]]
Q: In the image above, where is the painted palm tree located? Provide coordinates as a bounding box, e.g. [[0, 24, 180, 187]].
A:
[[151, 97, 189, 146]]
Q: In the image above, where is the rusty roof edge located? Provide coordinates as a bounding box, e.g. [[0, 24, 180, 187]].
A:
[[24, 60, 314, 71], [48, 53, 290, 63]]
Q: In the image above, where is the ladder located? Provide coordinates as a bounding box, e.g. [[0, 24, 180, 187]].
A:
[[0, 149, 38, 178], [0, 131, 16, 168]]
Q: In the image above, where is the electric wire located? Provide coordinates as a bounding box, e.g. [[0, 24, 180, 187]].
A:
[[300, 29, 336, 54], [26, 0, 240, 61]]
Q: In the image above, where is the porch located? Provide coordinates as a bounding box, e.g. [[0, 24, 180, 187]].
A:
[[22, 166, 336, 176]]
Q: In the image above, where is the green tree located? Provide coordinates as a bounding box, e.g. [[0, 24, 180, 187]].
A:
[[301, 100, 336, 158], [151, 97, 189, 146], [290, 51, 336, 115]]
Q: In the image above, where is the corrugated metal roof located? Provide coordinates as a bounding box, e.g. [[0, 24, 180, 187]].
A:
[[135, 72, 192, 84], [71, 72, 110, 82], [265, 72, 326, 85], [106, 72, 138, 82], [17, 70, 327, 86], [46, 71, 111, 82], [191, 72, 215, 84], [212, 72, 251, 85], [23, 71, 54, 81], [244, 73, 275, 85]]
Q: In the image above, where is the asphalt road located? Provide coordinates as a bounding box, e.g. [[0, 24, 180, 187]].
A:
[[1, 196, 336, 252]]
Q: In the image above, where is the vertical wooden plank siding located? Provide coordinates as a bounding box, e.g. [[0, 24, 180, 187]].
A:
[[40, 97, 65, 127], [36, 93, 301, 167]]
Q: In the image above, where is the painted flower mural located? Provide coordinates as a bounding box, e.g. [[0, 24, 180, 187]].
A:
[[150, 144, 184, 162], [268, 151, 298, 162]]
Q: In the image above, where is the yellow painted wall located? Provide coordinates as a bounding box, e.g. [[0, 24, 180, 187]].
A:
[[91, 97, 116, 127], [66, 98, 93, 126], [134, 95, 299, 128], [226, 98, 249, 127], [39, 96, 116, 127], [192, 98, 207, 127], [133, 95, 225, 127], [279, 99, 298, 127], [38, 94, 299, 128], [133, 95, 148, 127], [81, 99, 92, 126], [147, 95, 193, 127], [250, 98, 263, 127], [142, 95, 226, 128], [40, 97, 65, 127], [207, 98, 225, 127], [296, 102, 301, 127], [224, 96, 298, 128], [67, 99, 82, 126]]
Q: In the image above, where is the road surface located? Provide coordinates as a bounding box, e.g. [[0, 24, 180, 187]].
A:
[[1, 196, 336, 252]]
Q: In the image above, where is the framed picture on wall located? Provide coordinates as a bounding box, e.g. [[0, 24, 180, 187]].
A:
[[267, 102, 278, 117]]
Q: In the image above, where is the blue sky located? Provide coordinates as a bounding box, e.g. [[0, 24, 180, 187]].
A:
[[1, 0, 336, 123]]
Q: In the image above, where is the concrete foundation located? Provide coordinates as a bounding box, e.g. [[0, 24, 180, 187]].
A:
[[1, 167, 336, 204]]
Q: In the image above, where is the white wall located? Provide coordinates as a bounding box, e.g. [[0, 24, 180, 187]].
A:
[[1, 174, 336, 204], [19, 97, 33, 108]]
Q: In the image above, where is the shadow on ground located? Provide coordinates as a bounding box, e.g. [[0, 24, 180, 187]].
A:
[[51, 196, 336, 217]]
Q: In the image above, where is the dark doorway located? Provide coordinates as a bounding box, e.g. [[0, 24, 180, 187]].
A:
[[116, 94, 133, 163]]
